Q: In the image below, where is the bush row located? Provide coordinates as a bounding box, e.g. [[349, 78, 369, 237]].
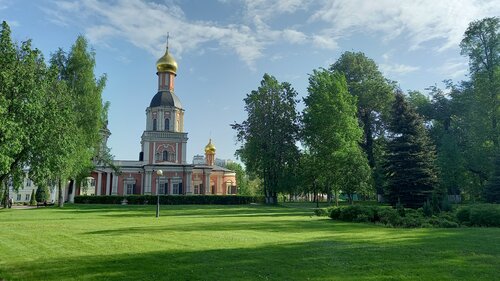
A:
[[74, 195, 264, 205], [315, 205, 465, 228], [316, 204, 500, 228], [455, 204, 500, 227]]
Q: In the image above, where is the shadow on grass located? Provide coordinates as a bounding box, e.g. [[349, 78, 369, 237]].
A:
[[53, 204, 313, 219], [1, 235, 498, 281]]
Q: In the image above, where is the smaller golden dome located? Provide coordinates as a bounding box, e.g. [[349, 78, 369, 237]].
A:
[[205, 139, 216, 154], [156, 47, 178, 74]]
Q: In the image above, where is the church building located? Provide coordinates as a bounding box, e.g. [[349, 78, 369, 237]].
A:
[[84, 46, 237, 199]]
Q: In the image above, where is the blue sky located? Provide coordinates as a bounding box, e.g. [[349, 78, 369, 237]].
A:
[[2, 0, 499, 162]]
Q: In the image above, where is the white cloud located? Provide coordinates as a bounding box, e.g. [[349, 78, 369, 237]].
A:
[[311, 34, 338, 50], [282, 29, 307, 44], [380, 63, 420, 76], [435, 58, 468, 79], [243, 0, 311, 21], [310, 0, 500, 51], [46, 0, 314, 69]]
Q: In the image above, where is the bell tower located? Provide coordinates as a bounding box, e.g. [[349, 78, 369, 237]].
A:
[[140, 42, 188, 165]]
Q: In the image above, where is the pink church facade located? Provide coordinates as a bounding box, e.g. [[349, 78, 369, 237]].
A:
[[82, 46, 237, 197]]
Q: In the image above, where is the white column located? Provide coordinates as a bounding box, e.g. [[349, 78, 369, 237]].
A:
[[105, 172, 111, 195], [111, 173, 118, 195], [97, 172, 102, 196], [204, 172, 210, 194], [176, 143, 179, 163], [182, 141, 187, 164], [152, 142, 156, 164]]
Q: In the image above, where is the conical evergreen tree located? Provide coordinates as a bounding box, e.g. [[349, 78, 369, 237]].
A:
[[484, 152, 500, 203], [29, 189, 37, 206], [35, 185, 49, 203], [385, 92, 438, 208]]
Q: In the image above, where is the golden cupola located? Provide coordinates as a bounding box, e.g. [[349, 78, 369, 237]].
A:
[[156, 47, 178, 74], [205, 139, 216, 155]]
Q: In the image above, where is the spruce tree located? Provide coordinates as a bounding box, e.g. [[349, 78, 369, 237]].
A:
[[29, 189, 37, 206], [35, 185, 49, 203], [484, 152, 500, 203], [385, 92, 438, 208]]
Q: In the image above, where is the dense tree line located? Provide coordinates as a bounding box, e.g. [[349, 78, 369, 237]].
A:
[[233, 17, 500, 207], [0, 21, 109, 207]]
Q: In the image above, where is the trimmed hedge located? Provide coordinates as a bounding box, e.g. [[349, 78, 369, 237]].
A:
[[74, 195, 264, 205]]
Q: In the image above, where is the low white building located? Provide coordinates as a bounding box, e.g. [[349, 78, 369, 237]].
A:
[[7, 176, 58, 204]]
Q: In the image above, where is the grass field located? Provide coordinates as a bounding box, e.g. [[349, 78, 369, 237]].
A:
[[0, 204, 499, 281]]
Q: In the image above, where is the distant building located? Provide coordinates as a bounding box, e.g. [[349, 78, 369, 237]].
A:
[[192, 155, 234, 168], [8, 174, 58, 204]]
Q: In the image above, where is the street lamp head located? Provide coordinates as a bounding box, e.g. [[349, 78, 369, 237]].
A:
[[156, 170, 163, 176]]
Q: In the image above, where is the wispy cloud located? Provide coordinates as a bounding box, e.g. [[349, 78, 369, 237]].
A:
[[380, 63, 420, 76], [434, 58, 468, 79], [310, 0, 500, 51], [43, 0, 499, 70], [45, 0, 313, 69]]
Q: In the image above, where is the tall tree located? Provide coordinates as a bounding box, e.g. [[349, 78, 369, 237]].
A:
[[0, 22, 53, 206], [232, 74, 300, 204], [460, 17, 500, 147], [302, 69, 370, 206], [385, 92, 438, 208], [45, 37, 107, 206], [330, 52, 394, 195]]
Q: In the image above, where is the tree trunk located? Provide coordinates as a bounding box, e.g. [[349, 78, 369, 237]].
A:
[[58, 178, 64, 207], [2, 181, 7, 208], [315, 190, 319, 208], [335, 189, 339, 207]]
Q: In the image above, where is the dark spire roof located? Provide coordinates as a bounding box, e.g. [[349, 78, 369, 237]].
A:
[[149, 91, 182, 108]]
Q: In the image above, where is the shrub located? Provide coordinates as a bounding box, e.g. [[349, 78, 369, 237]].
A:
[[378, 207, 401, 226], [338, 205, 376, 222], [422, 200, 433, 217], [314, 208, 330, 217], [328, 207, 342, 220], [74, 195, 265, 205], [456, 207, 471, 225], [469, 205, 500, 227]]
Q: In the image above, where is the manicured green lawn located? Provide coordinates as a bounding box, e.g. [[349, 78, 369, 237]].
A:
[[0, 204, 499, 281]]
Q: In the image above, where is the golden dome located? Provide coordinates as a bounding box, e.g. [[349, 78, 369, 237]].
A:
[[205, 139, 216, 154], [156, 47, 178, 74]]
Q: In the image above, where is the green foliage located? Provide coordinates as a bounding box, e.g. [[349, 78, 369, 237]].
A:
[[232, 74, 300, 203], [225, 162, 251, 195], [325, 204, 472, 228], [422, 200, 433, 217], [456, 204, 500, 227], [35, 185, 49, 203], [29, 189, 36, 206], [330, 52, 394, 194], [484, 152, 500, 202], [74, 195, 265, 205], [302, 69, 370, 205], [385, 92, 438, 208], [0, 21, 53, 195]]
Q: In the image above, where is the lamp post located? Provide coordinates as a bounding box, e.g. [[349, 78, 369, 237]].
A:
[[156, 170, 163, 218]]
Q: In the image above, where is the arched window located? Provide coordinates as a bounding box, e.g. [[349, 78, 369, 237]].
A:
[[153, 119, 157, 131], [163, 151, 168, 161], [165, 118, 169, 131]]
